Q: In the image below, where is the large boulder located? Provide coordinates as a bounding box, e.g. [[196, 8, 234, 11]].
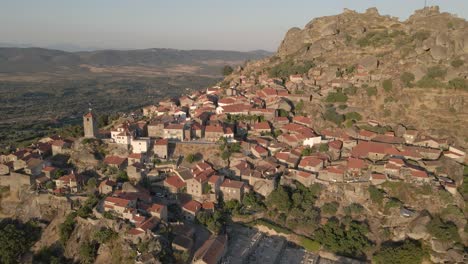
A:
[[430, 46, 448, 60], [407, 213, 431, 240]]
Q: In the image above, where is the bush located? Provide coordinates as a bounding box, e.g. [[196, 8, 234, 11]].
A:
[[93, 228, 118, 244], [325, 91, 348, 103], [427, 216, 461, 243], [321, 202, 339, 215], [344, 85, 357, 95], [345, 112, 362, 121], [448, 78, 467, 90], [366, 86, 378, 96], [344, 203, 364, 215], [400, 72, 415, 87], [373, 240, 425, 264], [222, 66, 233, 76], [451, 59, 464, 68], [319, 144, 329, 152], [268, 59, 315, 79], [323, 107, 344, 125], [79, 241, 97, 264], [299, 237, 321, 252], [426, 66, 447, 79], [416, 76, 445, 88], [369, 186, 385, 205], [412, 30, 431, 41], [116, 170, 129, 182], [357, 31, 393, 47], [382, 79, 393, 92], [59, 212, 77, 245]]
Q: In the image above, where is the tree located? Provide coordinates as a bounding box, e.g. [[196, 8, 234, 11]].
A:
[[0, 219, 41, 264], [222, 65, 234, 76], [427, 216, 460, 243], [185, 154, 197, 163], [319, 144, 329, 152], [266, 186, 291, 213], [79, 241, 97, 264], [325, 91, 348, 103], [373, 240, 425, 264], [345, 112, 362, 121], [116, 170, 129, 182], [45, 181, 55, 190], [87, 178, 97, 192], [321, 202, 339, 215], [448, 78, 467, 90], [93, 228, 117, 244]]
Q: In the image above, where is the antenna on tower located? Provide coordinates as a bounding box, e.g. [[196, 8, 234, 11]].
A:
[[424, 0, 427, 8]]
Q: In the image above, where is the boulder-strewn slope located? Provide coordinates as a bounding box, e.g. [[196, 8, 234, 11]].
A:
[[232, 6, 468, 145]]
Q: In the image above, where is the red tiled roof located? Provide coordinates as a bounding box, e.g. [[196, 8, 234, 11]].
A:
[[148, 203, 165, 214], [104, 156, 127, 166], [347, 157, 366, 170], [165, 124, 184, 130], [371, 173, 386, 180], [183, 200, 202, 213], [221, 179, 244, 189], [128, 153, 142, 159], [105, 196, 131, 208], [42, 166, 57, 172], [165, 175, 186, 189], [155, 138, 168, 145], [328, 140, 343, 150], [411, 170, 428, 178], [253, 122, 270, 131], [205, 125, 224, 133], [202, 201, 215, 210], [299, 156, 323, 167]]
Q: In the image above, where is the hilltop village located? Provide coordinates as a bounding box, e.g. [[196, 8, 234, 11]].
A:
[[0, 68, 467, 263], [1, 6, 468, 264]]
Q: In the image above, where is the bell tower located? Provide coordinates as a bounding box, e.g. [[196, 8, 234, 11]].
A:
[[83, 109, 98, 138]]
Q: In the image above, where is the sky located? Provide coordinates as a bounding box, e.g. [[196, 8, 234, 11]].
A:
[[0, 0, 467, 52]]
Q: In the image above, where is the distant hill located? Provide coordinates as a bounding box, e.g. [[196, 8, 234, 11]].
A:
[[0, 47, 272, 74]]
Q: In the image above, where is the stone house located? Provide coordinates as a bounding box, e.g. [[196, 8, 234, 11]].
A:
[[131, 137, 150, 154], [99, 179, 116, 195], [204, 125, 225, 142], [220, 179, 245, 201], [182, 200, 202, 221], [148, 203, 168, 221], [164, 124, 185, 141], [154, 139, 169, 159]]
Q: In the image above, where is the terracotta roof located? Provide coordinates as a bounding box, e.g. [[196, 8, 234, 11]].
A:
[[104, 155, 127, 166], [411, 170, 428, 178], [183, 200, 202, 213], [328, 140, 343, 150], [208, 175, 222, 184], [99, 179, 116, 188], [105, 196, 131, 208], [347, 157, 367, 170], [42, 166, 57, 172], [253, 122, 270, 131], [299, 156, 323, 167], [202, 201, 215, 210], [221, 179, 244, 189], [296, 171, 313, 178], [205, 125, 224, 133], [293, 116, 312, 125], [359, 130, 377, 139], [155, 138, 168, 145], [148, 203, 166, 214], [193, 235, 228, 264], [128, 153, 142, 159], [165, 175, 186, 189], [371, 173, 387, 180]]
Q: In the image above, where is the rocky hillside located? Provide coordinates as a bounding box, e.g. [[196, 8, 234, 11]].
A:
[[231, 6, 468, 146]]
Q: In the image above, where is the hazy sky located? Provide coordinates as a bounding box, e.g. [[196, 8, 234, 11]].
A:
[[1, 0, 467, 51]]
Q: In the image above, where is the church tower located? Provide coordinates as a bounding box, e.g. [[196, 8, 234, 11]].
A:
[[83, 110, 98, 138]]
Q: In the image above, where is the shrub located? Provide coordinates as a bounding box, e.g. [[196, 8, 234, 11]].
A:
[[382, 79, 393, 92], [345, 112, 362, 121], [222, 66, 233, 76], [448, 78, 467, 90], [344, 203, 364, 215], [319, 144, 329, 152], [416, 76, 445, 88], [400, 72, 415, 87], [426, 66, 447, 79], [357, 31, 393, 47], [0, 219, 42, 264], [325, 91, 348, 103], [427, 216, 461, 242], [366, 86, 378, 96], [299, 237, 321, 252], [451, 59, 464, 68], [344, 85, 357, 95], [323, 107, 344, 125], [369, 186, 385, 205], [79, 241, 97, 264], [321, 202, 339, 215], [268, 60, 315, 79], [93, 228, 118, 244], [59, 212, 77, 245]]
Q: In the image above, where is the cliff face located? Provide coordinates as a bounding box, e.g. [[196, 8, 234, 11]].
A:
[[236, 6, 468, 145]]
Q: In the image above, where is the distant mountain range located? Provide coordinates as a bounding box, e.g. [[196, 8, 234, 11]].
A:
[[0, 47, 272, 74]]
